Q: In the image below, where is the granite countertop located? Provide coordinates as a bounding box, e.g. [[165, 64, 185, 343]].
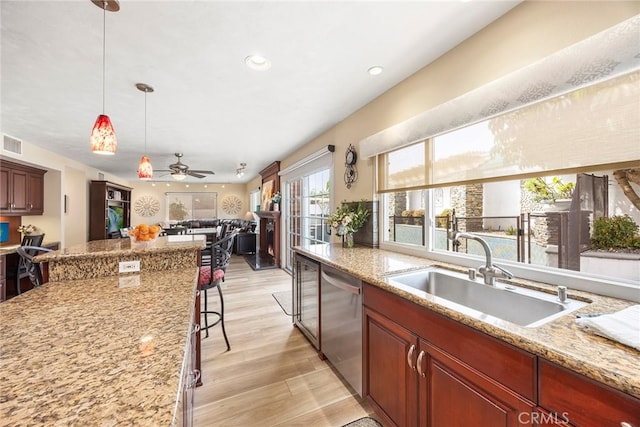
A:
[[295, 243, 640, 399], [0, 241, 60, 256], [0, 268, 199, 426], [34, 235, 206, 263]]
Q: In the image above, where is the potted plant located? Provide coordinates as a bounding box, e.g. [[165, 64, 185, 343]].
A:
[[524, 177, 575, 211], [328, 201, 370, 247]]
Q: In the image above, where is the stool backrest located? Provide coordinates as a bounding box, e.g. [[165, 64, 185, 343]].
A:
[[21, 234, 45, 248], [212, 230, 238, 271], [16, 245, 53, 287]]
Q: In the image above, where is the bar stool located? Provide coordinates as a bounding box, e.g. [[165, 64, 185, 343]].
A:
[[7, 234, 45, 294], [199, 230, 237, 350], [16, 246, 53, 289]]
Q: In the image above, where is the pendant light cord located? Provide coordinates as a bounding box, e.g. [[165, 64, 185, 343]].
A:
[[102, 2, 106, 114], [144, 90, 148, 155]]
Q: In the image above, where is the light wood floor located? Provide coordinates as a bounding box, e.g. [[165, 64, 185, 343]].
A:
[[194, 255, 375, 426]]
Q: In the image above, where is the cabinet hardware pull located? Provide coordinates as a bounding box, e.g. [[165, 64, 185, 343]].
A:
[[407, 344, 416, 371], [417, 350, 426, 377]]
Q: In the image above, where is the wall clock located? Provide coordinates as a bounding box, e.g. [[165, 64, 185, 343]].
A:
[[344, 144, 358, 189], [222, 195, 243, 215], [134, 195, 160, 217]]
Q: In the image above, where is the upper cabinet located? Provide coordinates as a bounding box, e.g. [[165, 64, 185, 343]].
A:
[[89, 180, 132, 241], [0, 159, 46, 216]]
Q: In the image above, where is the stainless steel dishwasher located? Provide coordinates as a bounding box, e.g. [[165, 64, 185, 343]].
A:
[[320, 264, 362, 396]]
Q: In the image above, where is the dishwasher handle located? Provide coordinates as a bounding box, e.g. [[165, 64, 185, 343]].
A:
[[321, 270, 361, 295]]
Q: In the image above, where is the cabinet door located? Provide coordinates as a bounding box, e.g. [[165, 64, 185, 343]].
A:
[[0, 168, 10, 211], [421, 340, 535, 427], [9, 169, 28, 213], [27, 173, 44, 214], [364, 307, 418, 427], [539, 359, 640, 427]]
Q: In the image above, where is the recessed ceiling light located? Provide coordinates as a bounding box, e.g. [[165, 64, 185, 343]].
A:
[[368, 66, 384, 76], [245, 54, 271, 71]]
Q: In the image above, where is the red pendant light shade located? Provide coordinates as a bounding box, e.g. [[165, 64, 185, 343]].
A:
[[90, 114, 117, 155], [136, 83, 154, 180], [90, 0, 119, 155], [137, 155, 153, 180]]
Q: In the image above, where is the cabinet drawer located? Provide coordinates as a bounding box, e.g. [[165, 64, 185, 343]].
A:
[[539, 359, 640, 427], [364, 283, 536, 401]]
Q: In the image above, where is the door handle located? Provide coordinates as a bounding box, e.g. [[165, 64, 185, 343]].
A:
[[320, 270, 360, 294], [407, 344, 416, 371], [417, 350, 426, 377]]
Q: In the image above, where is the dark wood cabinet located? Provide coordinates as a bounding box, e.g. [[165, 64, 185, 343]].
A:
[[364, 282, 536, 427], [364, 307, 417, 427], [0, 255, 6, 302], [363, 282, 640, 427], [0, 159, 46, 215], [539, 359, 640, 427], [89, 180, 132, 241], [423, 339, 535, 427]]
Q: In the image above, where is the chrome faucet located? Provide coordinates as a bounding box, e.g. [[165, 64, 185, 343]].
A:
[[449, 231, 513, 286]]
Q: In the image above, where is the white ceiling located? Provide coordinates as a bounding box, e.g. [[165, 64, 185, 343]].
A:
[[1, 0, 519, 183]]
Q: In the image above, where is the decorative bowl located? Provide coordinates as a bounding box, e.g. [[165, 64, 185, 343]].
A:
[[129, 233, 159, 248]]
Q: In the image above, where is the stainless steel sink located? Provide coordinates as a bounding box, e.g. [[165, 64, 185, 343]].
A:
[[386, 267, 587, 327]]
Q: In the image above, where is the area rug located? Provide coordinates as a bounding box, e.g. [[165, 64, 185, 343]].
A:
[[342, 417, 383, 427], [272, 291, 293, 316]]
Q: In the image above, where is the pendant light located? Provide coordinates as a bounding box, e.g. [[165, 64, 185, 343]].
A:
[[90, 0, 120, 155], [136, 83, 154, 180]]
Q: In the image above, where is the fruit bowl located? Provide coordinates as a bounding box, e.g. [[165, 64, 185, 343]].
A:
[[129, 234, 158, 248], [129, 224, 162, 248]]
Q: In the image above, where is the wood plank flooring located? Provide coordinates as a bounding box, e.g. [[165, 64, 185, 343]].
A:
[[194, 256, 375, 426]]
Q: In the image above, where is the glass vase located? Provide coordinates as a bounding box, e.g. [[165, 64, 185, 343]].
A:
[[342, 233, 354, 248]]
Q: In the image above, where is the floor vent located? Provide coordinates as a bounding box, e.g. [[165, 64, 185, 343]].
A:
[[3, 134, 23, 155]]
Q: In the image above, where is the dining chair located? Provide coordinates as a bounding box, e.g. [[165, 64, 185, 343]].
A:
[[7, 234, 45, 295], [15, 245, 53, 290], [199, 230, 238, 349]]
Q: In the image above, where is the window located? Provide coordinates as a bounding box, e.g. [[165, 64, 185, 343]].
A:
[[166, 192, 217, 221], [383, 190, 426, 247], [378, 72, 640, 291], [285, 169, 331, 271], [280, 148, 333, 273]]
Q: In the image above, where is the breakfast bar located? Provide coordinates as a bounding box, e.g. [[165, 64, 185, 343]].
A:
[[0, 236, 205, 426]]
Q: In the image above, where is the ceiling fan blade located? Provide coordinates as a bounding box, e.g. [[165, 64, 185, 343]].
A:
[[154, 169, 174, 173], [189, 169, 215, 175], [187, 171, 206, 179]]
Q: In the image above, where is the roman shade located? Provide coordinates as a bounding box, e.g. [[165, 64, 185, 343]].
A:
[[361, 14, 640, 161]]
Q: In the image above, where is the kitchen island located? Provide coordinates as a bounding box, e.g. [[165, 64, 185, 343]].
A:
[[1, 236, 205, 426], [295, 243, 640, 425]]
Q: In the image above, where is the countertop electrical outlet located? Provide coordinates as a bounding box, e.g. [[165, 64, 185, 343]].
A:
[[119, 260, 140, 274]]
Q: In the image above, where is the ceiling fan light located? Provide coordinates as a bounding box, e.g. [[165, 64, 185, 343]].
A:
[[137, 156, 153, 180], [90, 114, 117, 155], [172, 172, 187, 181]]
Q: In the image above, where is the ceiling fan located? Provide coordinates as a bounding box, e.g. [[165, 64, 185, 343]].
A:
[[156, 153, 215, 180]]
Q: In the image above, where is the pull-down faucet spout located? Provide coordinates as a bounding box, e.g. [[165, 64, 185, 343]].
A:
[[449, 231, 513, 286]]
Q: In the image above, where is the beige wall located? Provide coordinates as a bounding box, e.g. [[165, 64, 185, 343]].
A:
[[63, 166, 88, 246], [279, 1, 640, 206], [129, 181, 249, 226]]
